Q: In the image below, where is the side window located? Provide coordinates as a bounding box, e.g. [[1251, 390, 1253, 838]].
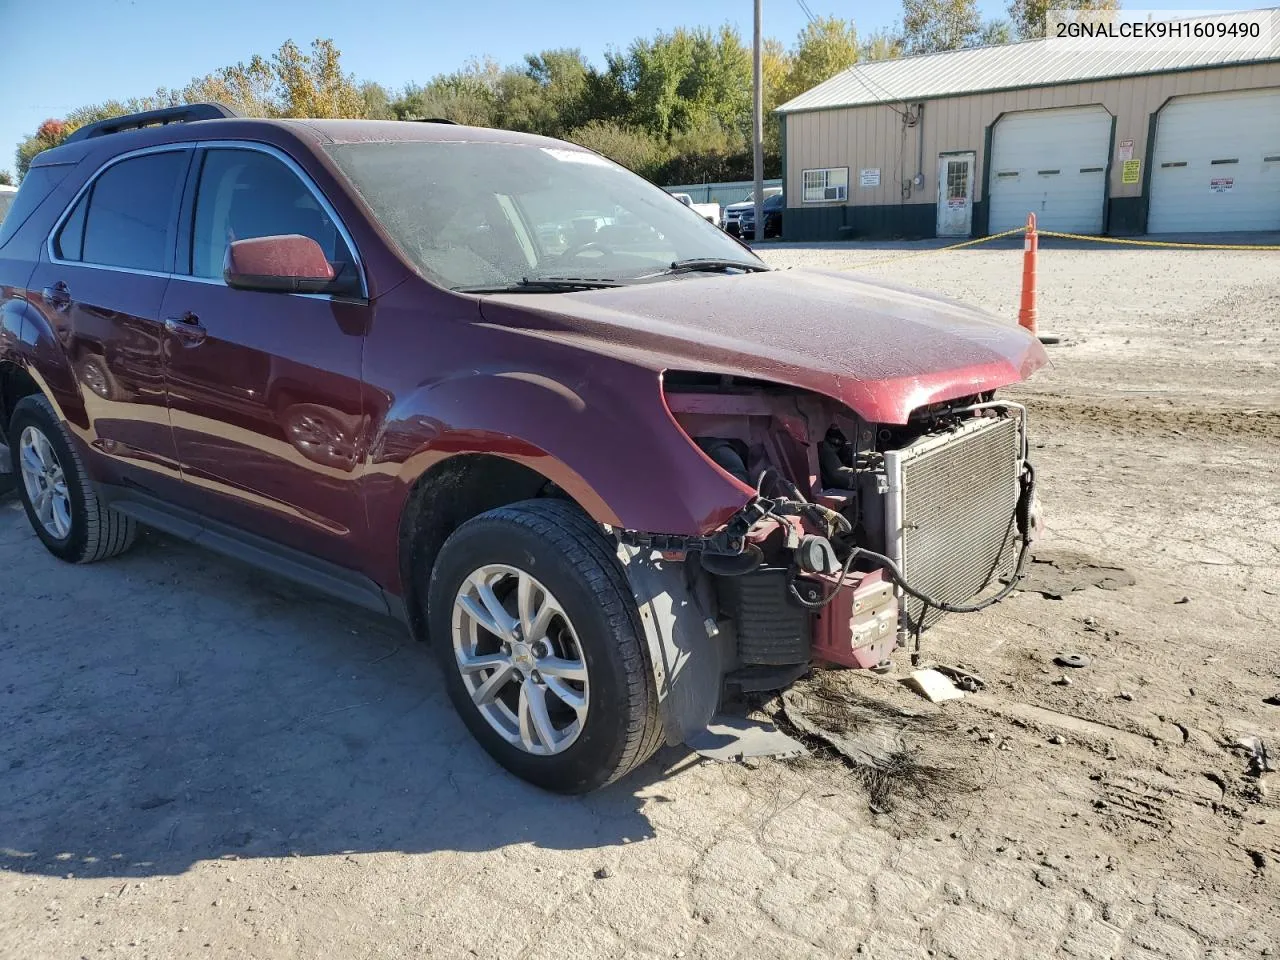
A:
[[55, 192, 88, 261], [62, 151, 189, 271], [191, 149, 355, 282]]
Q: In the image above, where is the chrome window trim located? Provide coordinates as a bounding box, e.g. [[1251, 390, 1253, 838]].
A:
[[168, 272, 344, 302], [45, 140, 369, 301], [46, 143, 194, 272], [191, 139, 368, 299]]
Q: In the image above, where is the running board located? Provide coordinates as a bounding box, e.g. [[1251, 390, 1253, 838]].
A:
[[98, 484, 408, 625]]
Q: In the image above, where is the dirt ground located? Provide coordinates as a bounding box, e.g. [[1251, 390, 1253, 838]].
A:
[[2, 239, 1278, 960]]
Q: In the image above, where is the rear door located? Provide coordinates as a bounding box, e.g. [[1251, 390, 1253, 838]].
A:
[[158, 142, 371, 567], [24, 147, 192, 488]]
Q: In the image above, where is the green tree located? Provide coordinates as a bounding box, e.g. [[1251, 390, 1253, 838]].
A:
[[859, 29, 905, 61], [566, 120, 667, 179], [0, 170, 13, 186], [1008, 0, 1119, 40], [360, 81, 395, 120], [978, 19, 1015, 44], [777, 16, 860, 105], [901, 0, 983, 53]]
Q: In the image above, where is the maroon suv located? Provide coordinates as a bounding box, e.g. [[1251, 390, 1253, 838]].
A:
[[0, 104, 1046, 792]]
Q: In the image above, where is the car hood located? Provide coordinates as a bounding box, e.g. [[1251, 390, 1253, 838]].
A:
[[476, 268, 1048, 424], [724, 201, 754, 213]]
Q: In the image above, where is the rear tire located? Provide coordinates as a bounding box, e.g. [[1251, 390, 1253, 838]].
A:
[[426, 499, 662, 793], [8, 394, 137, 563]]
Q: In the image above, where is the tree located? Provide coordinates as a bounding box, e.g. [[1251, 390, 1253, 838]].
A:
[[0, 170, 13, 186], [777, 17, 860, 105], [273, 39, 363, 117], [901, 0, 983, 53], [978, 19, 1015, 44], [859, 29, 905, 61], [566, 120, 667, 179], [1009, 0, 1119, 40], [360, 81, 395, 120]]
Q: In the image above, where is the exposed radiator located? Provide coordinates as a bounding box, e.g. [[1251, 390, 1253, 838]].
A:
[[885, 416, 1021, 632]]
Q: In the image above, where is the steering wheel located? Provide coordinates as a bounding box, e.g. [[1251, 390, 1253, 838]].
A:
[[559, 240, 615, 260]]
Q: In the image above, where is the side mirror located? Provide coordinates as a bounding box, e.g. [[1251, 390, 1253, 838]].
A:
[[224, 235, 358, 296]]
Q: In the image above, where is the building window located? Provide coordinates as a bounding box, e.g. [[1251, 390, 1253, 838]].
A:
[[801, 167, 848, 203]]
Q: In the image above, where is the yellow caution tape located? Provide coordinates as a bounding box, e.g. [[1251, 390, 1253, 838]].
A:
[[1036, 230, 1280, 251], [847, 226, 1280, 268], [849, 226, 1028, 269]]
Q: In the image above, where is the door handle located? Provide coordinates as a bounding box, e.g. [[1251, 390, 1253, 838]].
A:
[[164, 312, 207, 347], [42, 281, 71, 311]]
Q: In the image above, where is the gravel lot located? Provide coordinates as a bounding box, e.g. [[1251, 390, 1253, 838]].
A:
[[2, 238, 1278, 959]]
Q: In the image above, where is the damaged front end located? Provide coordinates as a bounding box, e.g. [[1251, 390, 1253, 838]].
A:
[[618, 372, 1041, 744]]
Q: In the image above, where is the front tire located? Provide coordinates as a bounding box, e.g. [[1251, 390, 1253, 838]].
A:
[[426, 499, 662, 793], [8, 394, 137, 563]]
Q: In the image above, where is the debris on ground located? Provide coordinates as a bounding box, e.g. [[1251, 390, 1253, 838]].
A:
[[1054, 653, 1091, 669], [1020, 551, 1137, 600], [776, 672, 984, 815], [686, 716, 807, 762], [1237, 738, 1276, 778], [1264, 694, 1280, 707], [932, 664, 986, 692], [903, 669, 965, 703]]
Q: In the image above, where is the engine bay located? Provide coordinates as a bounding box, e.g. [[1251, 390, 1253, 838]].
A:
[[656, 372, 1038, 684]]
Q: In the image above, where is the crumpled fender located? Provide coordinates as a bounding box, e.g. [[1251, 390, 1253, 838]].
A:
[[365, 358, 754, 538]]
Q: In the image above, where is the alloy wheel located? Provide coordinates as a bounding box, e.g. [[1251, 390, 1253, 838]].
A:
[[451, 564, 590, 756], [18, 426, 72, 540]]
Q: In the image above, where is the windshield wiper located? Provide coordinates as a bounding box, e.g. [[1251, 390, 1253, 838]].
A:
[[658, 258, 770, 276], [456, 277, 622, 293]]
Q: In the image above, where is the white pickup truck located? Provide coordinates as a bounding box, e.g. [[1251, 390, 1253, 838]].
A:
[[669, 192, 721, 226]]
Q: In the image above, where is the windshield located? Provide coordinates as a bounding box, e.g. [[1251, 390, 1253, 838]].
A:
[[326, 140, 763, 290]]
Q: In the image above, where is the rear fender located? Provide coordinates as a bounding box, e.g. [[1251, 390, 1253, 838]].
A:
[[0, 297, 82, 428]]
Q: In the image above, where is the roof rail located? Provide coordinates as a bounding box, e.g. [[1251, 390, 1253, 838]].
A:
[[63, 103, 242, 144], [414, 117, 457, 124]]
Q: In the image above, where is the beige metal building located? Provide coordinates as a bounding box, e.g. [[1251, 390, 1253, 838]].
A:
[[775, 14, 1280, 240]]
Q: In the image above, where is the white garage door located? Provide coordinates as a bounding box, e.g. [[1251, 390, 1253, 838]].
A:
[[1148, 87, 1280, 234], [988, 105, 1112, 234]]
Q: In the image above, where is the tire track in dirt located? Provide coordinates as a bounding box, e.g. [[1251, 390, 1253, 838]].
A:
[[1023, 393, 1280, 441]]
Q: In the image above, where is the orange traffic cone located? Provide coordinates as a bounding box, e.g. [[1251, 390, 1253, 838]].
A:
[[1018, 213, 1059, 345]]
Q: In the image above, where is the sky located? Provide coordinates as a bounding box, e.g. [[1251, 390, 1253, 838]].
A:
[[2, 0, 1269, 176]]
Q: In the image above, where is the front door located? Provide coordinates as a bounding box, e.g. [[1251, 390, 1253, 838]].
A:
[[936, 152, 975, 237], [25, 147, 193, 489], [159, 144, 371, 568]]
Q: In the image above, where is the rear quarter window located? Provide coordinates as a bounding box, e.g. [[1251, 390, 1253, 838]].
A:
[[0, 164, 75, 251]]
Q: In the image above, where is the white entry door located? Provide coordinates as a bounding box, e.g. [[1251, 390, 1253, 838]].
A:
[[937, 152, 975, 237]]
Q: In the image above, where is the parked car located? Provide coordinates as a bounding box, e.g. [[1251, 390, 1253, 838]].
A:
[[668, 191, 721, 225], [738, 193, 785, 241], [0, 184, 17, 224], [0, 105, 1046, 793], [722, 186, 782, 236]]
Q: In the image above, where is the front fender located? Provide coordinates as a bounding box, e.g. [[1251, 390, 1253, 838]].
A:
[[365, 361, 752, 537]]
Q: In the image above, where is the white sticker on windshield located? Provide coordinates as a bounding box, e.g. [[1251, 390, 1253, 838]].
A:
[[541, 147, 612, 167]]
